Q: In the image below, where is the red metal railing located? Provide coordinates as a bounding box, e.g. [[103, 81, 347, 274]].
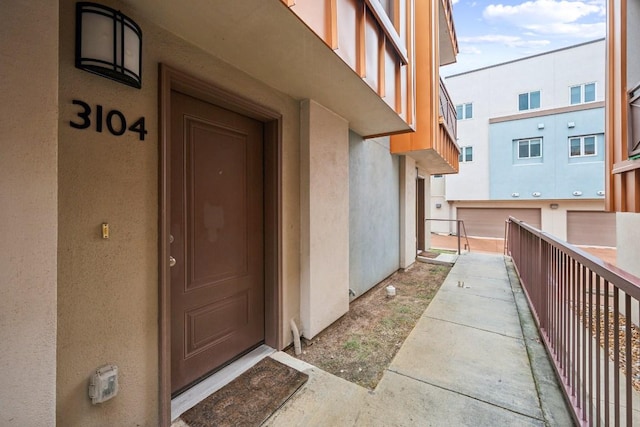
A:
[[506, 217, 640, 426], [426, 218, 470, 254]]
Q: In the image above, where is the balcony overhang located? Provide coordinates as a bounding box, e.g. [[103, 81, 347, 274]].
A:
[[438, 0, 458, 66], [400, 147, 458, 175], [123, 0, 411, 137]]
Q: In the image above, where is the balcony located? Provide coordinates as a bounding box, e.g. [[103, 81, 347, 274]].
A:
[[439, 0, 459, 66], [284, 0, 414, 136], [437, 77, 459, 167], [389, 0, 459, 174], [390, 77, 460, 174], [128, 0, 415, 137]]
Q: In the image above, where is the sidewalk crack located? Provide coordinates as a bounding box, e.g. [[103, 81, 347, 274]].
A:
[[385, 369, 546, 423], [424, 315, 525, 341]]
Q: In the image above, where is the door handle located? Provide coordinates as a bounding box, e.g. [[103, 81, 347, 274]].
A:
[[169, 256, 176, 267]]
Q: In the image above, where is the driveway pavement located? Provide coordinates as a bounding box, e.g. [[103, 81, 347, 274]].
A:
[[430, 232, 617, 265]]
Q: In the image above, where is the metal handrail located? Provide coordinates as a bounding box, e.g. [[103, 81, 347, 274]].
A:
[[506, 216, 640, 426], [426, 218, 470, 255]]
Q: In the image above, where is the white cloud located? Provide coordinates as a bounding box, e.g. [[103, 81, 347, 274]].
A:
[[483, 0, 605, 38], [525, 22, 605, 38], [459, 45, 482, 55], [458, 34, 551, 48]]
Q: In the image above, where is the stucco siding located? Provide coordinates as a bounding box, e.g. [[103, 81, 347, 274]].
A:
[[56, 1, 301, 425], [349, 133, 400, 297], [489, 107, 605, 200], [299, 100, 349, 339], [616, 213, 640, 277], [0, 2, 59, 426]]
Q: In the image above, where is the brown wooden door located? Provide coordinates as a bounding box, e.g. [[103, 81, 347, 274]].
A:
[[170, 91, 265, 394]]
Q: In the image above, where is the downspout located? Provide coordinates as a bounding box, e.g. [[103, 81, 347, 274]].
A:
[[290, 318, 302, 355]]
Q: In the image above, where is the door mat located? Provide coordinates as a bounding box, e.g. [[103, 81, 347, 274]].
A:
[[180, 357, 308, 427]]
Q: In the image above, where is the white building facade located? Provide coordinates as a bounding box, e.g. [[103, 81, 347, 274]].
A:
[[433, 39, 616, 247]]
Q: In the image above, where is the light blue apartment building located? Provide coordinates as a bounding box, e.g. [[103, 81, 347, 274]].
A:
[[489, 107, 605, 200]]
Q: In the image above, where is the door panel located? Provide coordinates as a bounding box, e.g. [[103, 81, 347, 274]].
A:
[[170, 91, 264, 394], [457, 208, 541, 238], [567, 211, 616, 247]]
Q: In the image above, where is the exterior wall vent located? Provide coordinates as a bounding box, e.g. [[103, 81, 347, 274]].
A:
[[532, 192, 541, 197]]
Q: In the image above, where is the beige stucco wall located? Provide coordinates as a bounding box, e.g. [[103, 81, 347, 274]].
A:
[[616, 213, 640, 278], [429, 176, 452, 234], [399, 156, 417, 268], [57, 0, 301, 425], [299, 99, 350, 338], [0, 2, 59, 426]]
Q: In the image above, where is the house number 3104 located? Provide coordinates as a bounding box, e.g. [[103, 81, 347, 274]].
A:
[[70, 99, 148, 141]]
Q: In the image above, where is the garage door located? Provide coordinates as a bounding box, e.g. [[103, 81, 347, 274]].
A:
[[567, 211, 616, 247], [457, 208, 541, 238]]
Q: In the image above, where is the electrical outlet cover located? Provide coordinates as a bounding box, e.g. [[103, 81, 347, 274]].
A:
[[89, 364, 118, 404]]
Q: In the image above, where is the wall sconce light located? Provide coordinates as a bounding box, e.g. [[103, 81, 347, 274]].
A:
[[532, 192, 541, 197], [572, 190, 583, 196], [597, 190, 605, 196], [567, 122, 575, 128], [76, 2, 142, 89], [550, 203, 559, 209], [511, 192, 520, 198], [537, 123, 545, 129]]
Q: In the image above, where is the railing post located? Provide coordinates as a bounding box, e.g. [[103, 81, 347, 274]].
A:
[[456, 220, 460, 255]]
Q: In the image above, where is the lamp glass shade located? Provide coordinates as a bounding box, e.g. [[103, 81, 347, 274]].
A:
[[76, 2, 142, 88]]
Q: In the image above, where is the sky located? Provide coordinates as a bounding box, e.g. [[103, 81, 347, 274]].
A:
[[441, 0, 606, 76]]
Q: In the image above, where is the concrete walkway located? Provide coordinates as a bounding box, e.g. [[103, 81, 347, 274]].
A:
[[265, 253, 574, 426]]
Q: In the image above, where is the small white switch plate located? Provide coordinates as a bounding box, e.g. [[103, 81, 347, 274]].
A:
[[89, 364, 118, 404]]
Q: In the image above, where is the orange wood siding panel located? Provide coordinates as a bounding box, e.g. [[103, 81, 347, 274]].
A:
[[606, 0, 640, 212], [390, 0, 459, 173]]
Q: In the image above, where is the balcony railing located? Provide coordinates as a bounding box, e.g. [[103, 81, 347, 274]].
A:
[[506, 217, 640, 426], [439, 77, 457, 141]]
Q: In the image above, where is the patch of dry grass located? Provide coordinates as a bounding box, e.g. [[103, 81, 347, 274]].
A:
[[286, 262, 450, 389]]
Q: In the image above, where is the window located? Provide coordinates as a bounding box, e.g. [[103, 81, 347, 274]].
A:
[[570, 83, 596, 104], [518, 91, 540, 111], [458, 146, 473, 162], [569, 135, 596, 157], [517, 138, 542, 159], [456, 103, 473, 120]]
